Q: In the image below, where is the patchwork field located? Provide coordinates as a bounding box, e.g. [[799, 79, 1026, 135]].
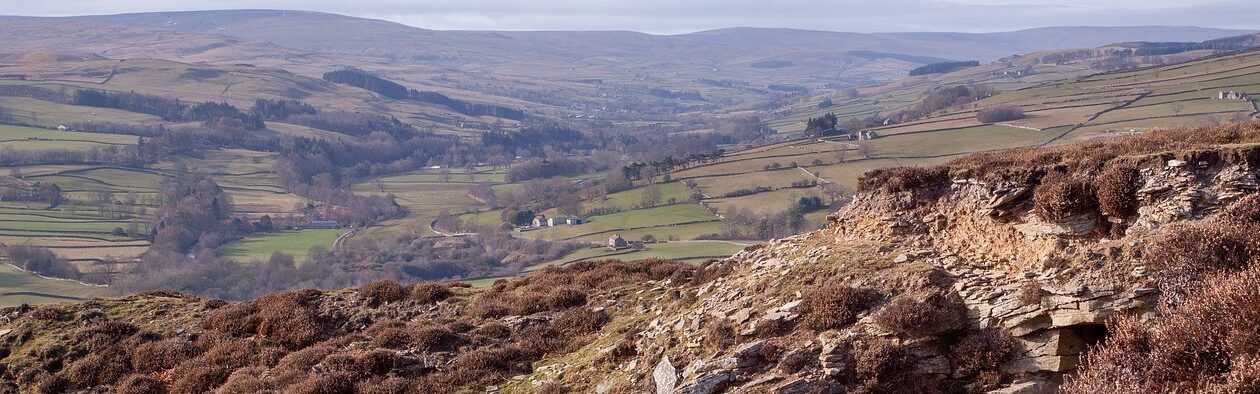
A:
[[220, 229, 347, 264], [0, 264, 115, 308]]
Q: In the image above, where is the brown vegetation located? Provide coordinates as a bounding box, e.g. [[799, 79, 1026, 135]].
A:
[[800, 285, 879, 331], [360, 280, 407, 305], [1033, 171, 1099, 222], [1065, 264, 1260, 393], [873, 287, 966, 338]]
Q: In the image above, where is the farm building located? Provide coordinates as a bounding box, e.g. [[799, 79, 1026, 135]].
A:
[[309, 220, 340, 229], [546, 216, 586, 226], [532, 214, 548, 228], [56, 124, 69, 131], [608, 234, 629, 250], [1217, 91, 1250, 100], [818, 128, 848, 137]]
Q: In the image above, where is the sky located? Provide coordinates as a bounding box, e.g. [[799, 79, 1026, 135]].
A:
[[1, 0, 1257, 34]]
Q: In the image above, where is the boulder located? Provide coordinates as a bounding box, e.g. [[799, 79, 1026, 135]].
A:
[[655, 356, 678, 394]]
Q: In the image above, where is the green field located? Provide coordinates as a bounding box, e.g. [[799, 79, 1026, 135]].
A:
[[534, 240, 747, 270], [0, 124, 139, 147], [220, 229, 346, 263], [518, 203, 719, 241], [0, 264, 115, 307]]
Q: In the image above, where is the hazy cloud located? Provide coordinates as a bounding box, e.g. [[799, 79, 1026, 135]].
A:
[[2, 0, 1257, 33]]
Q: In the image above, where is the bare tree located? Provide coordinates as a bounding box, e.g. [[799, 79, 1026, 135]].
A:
[[856, 141, 874, 159], [640, 184, 662, 208], [1169, 102, 1185, 117], [834, 147, 847, 163], [440, 167, 452, 182]]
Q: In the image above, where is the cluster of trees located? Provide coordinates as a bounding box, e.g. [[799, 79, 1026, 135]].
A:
[[0, 182, 62, 206], [647, 88, 704, 101], [505, 158, 598, 182], [619, 149, 725, 181], [3, 245, 80, 280], [323, 68, 525, 120], [884, 85, 997, 124], [0, 85, 67, 103], [909, 60, 981, 76], [722, 186, 773, 198], [251, 98, 317, 121], [285, 110, 413, 137], [976, 105, 1026, 123], [706, 206, 812, 240], [481, 123, 587, 157], [413, 90, 526, 120], [148, 174, 238, 254], [0, 145, 145, 167], [805, 113, 840, 135], [73, 90, 263, 129], [64, 121, 166, 137], [767, 84, 809, 93]]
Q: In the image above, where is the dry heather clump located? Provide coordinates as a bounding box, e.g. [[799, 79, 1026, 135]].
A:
[[449, 346, 535, 386], [1065, 265, 1260, 393], [951, 328, 1016, 375], [873, 288, 966, 338], [471, 323, 511, 340], [778, 348, 818, 374], [370, 327, 411, 349], [275, 346, 333, 372], [544, 287, 588, 309], [800, 285, 879, 331], [858, 166, 950, 193], [355, 377, 416, 394], [204, 303, 260, 336], [73, 321, 139, 351], [171, 363, 233, 393], [282, 371, 356, 394], [1016, 281, 1044, 306], [252, 289, 328, 349], [553, 308, 609, 336], [1147, 220, 1260, 296], [218, 367, 271, 393], [1033, 171, 1099, 222], [114, 374, 167, 394], [411, 325, 459, 351], [63, 352, 130, 388], [854, 341, 917, 390], [1221, 193, 1260, 224], [704, 319, 736, 350], [410, 282, 453, 303], [753, 318, 794, 338], [1095, 163, 1140, 219], [131, 338, 198, 372], [360, 280, 407, 305]]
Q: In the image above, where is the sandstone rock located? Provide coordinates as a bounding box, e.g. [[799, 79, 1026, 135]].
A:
[[654, 356, 678, 394], [893, 254, 912, 263], [673, 370, 730, 394], [734, 340, 766, 368]]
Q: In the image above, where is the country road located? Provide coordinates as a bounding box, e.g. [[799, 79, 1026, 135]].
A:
[[331, 228, 357, 252]]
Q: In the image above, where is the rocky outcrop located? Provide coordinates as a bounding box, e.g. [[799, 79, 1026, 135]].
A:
[[551, 141, 1260, 393]]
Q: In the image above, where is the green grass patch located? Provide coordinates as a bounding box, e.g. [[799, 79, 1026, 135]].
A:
[[0, 264, 114, 308], [220, 229, 346, 264]]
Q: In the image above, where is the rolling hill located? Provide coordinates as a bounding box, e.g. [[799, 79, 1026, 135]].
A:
[[3, 11, 1254, 88]]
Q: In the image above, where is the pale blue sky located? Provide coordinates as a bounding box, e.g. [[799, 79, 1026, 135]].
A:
[[2, 0, 1256, 33]]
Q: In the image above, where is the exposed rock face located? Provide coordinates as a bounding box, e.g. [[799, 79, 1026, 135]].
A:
[[549, 144, 1260, 393]]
